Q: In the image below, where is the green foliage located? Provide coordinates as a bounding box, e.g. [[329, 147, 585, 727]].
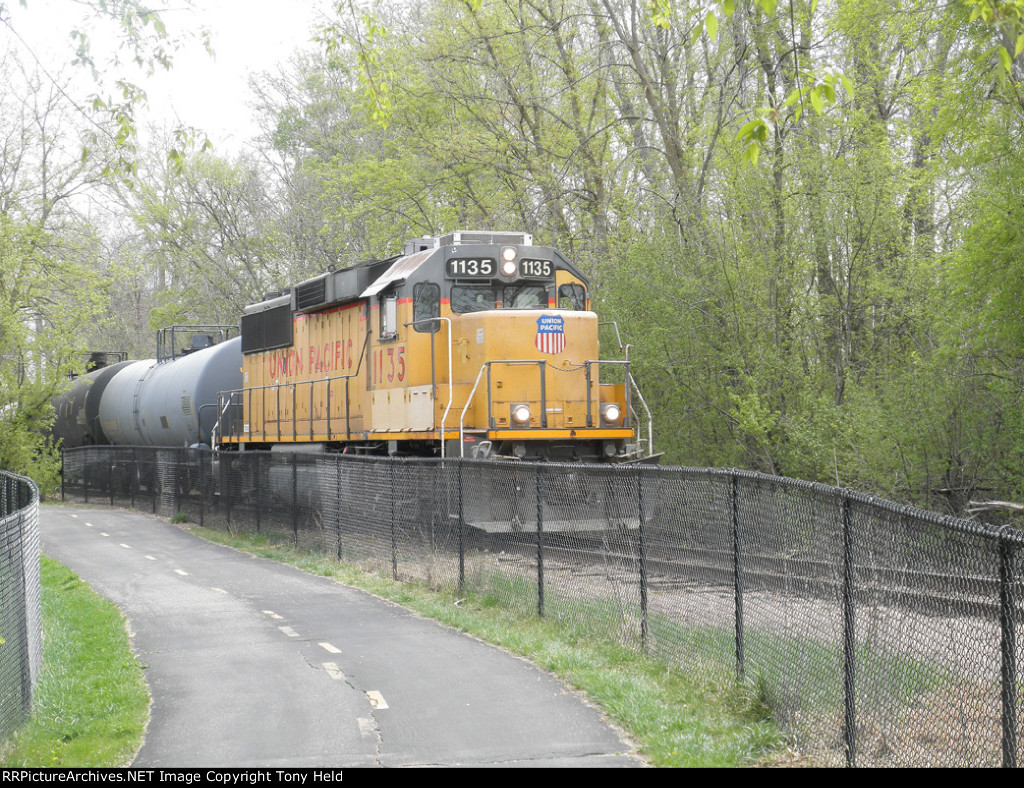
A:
[[964, 0, 1024, 74], [6, 0, 209, 181], [316, 2, 397, 129], [127, 148, 295, 324], [0, 214, 106, 493], [955, 144, 1024, 346]]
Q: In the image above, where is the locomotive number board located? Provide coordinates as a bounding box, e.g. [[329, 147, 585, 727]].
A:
[[518, 258, 554, 278], [446, 258, 496, 278], [445, 257, 555, 279]]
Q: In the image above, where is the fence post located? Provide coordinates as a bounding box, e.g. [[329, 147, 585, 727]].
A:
[[223, 450, 231, 526], [999, 533, 1019, 768], [292, 453, 299, 546], [457, 459, 465, 595], [149, 449, 156, 514], [336, 456, 345, 559], [841, 491, 857, 768], [390, 461, 398, 581], [16, 506, 30, 716], [176, 447, 183, 516], [198, 450, 205, 528], [255, 453, 262, 534], [335, 456, 342, 559], [129, 448, 137, 510], [637, 465, 649, 650], [60, 452, 65, 502], [536, 464, 544, 618], [732, 472, 744, 682]]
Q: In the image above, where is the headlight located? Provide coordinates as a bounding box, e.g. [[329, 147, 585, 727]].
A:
[[601, 403, 622, 424], [500, 247, 518, 276], [511, 404, 532, 424]]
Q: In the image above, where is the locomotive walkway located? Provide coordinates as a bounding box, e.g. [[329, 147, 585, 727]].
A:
[[39, 505, 644, 768]]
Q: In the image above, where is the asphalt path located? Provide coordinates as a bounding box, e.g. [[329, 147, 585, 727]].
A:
[[40, 505, 645, 768]]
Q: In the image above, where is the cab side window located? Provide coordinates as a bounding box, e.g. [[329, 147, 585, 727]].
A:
[[380, 293, 398, 339], [413, 282, 441, 333], [558, 284, 586, 310]]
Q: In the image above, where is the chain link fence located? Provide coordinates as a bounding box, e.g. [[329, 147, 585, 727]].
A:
[[61, 446, 1024, 767], [0, 471, 41, 743]]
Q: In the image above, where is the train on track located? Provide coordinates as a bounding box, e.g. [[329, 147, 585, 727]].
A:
[[51, 231, 655, 465]]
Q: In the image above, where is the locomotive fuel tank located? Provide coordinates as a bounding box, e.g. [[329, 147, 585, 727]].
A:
[[98, 336, 242, 447]]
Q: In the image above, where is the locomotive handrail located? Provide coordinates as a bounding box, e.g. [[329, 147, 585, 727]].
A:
[[458, 358, 654, 459], [210, 395, 235, 449], [403, 317, 453, 458], [216, 331, 371, 445], [585, 358, 654, 458], [459, 362, 495, 458], [598, 321, 632, 363], [629, 375, 654, 456], [459, 360, 548, 457]]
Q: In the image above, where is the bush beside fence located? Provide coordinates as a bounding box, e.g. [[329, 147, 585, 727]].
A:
[[61, 446, 1024, 767], [0, 472, 41, 743]]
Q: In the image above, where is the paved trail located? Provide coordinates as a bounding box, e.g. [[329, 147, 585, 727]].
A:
[[40, 506, 644, 768]]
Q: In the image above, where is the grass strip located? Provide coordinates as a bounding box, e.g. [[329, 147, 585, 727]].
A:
[[0, 556, 148, 767]]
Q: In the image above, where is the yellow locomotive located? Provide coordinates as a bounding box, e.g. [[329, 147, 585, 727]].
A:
[[216, 231, 652, 462]]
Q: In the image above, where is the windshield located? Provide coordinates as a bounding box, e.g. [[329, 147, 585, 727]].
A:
[[451, 285, 497, 313], [503, 285, 548, 309]]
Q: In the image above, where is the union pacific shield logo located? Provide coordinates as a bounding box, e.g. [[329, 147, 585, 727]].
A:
[[535, 314, 565, 354]]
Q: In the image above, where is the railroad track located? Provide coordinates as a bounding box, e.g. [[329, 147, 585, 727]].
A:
[[474, 531, 1017, 620]]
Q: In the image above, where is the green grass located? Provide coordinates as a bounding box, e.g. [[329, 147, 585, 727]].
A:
[[185, 525, 787, 767], [0, 556, 148, 767]]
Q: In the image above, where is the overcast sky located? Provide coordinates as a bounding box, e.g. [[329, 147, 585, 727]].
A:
[[3, 0, 331, 151]]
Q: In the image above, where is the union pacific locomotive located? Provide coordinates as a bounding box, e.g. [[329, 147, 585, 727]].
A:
[[51, 231, 653, 463]]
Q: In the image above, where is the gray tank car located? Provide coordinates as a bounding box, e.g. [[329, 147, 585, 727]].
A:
[[49, 360, 135, 449], [98, 336, 242, 448]]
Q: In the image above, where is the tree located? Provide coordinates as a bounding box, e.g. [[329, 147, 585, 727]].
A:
[[0, 0, 208, 178], [125, 144, 293, 326], [0, 58, 109, 489]]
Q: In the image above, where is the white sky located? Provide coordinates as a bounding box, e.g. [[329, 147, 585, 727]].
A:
[[3, 0, 332, 152]]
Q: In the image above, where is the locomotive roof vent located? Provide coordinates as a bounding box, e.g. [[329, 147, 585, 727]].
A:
[[438, 230, 533, 248], [293, 265, 373, 314], [404, 231, 533, 254], [405, 235, 440, 254], [295, 275, 328, 311]]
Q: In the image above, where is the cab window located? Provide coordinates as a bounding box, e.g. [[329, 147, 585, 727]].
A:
[[451, 285, 497, 313], [558, 284, 586, 310], [413, 282, 441, 333], [380, 293, 398, 339], [503, 285, 548, 309]]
